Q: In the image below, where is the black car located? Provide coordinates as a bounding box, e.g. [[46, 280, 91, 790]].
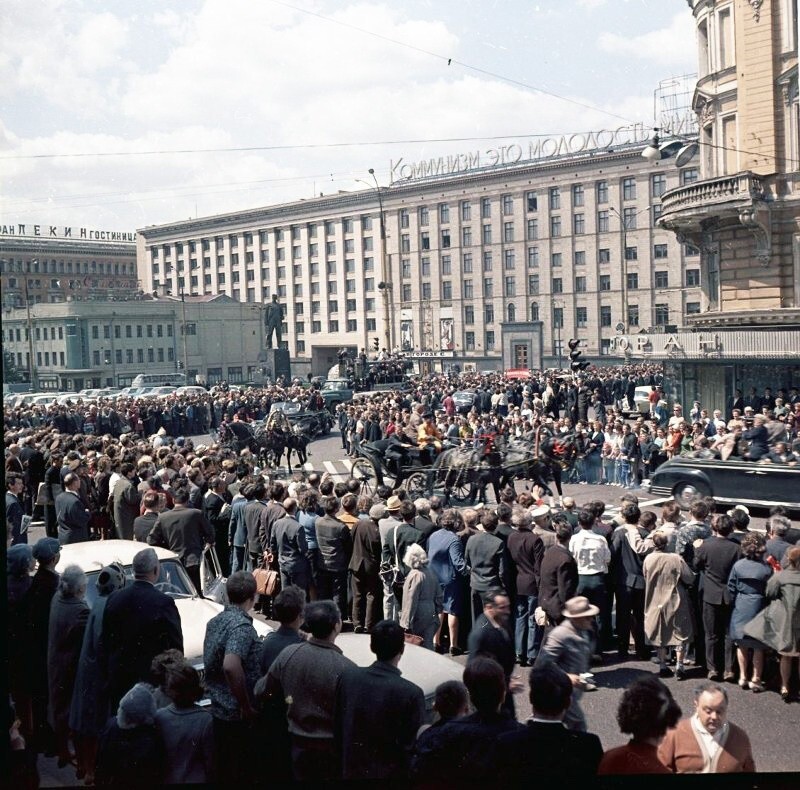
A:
[[452, 390, 476, 414], [643, 456, 800, 512]]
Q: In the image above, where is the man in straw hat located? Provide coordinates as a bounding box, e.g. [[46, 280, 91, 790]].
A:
[[535, 596, 599, 732]]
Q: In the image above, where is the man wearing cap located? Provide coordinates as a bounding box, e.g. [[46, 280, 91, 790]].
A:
[[531, 505, 556, 549], [55, 472, 91, 545], [27, 536, 62, 753], [535, 596, 598, 732], [379, 496, 404, 620]]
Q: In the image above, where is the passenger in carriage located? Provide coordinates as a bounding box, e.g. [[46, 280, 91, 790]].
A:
[[418, 412, 444, 466]]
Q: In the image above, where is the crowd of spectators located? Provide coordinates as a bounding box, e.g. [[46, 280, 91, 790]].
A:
[[5, 363, 800, 783]]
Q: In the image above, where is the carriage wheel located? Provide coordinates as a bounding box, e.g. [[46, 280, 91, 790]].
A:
[[352, 458, 378, 494], [404, 471, 428, 499], [451, 477, 473, 503]]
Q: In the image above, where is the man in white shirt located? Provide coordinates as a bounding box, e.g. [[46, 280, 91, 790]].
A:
[[569, 508, 611, 651]]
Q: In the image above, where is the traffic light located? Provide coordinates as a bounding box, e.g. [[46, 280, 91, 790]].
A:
[[372, 337, 379, 351], [568, 338, 590, 373]]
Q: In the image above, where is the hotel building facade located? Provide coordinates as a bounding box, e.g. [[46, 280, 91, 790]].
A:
[[138, 134, 706, 379]]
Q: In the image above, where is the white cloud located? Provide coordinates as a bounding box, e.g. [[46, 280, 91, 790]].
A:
[[597, 11, 696, 67], [577, 0, 607, 8]]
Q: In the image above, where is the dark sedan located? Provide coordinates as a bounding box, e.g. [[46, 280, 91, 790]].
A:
[[643, 456, 800, 512], [452, 390, 476, 414]]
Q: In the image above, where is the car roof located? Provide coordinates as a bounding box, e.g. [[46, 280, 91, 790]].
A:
[[56, 539, 177, 574]]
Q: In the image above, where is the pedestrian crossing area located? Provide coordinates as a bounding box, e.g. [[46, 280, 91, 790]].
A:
[[266, 457, 359, 481]]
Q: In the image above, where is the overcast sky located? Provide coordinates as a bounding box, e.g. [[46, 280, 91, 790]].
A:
[[0, 0, 696, 232]]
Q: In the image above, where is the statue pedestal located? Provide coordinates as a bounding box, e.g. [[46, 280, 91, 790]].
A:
[[263, 347, 291, 382]]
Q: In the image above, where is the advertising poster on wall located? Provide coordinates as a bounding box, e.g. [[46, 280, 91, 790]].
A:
[[440, 318, 454, 350], [400, 320, 414, 351]]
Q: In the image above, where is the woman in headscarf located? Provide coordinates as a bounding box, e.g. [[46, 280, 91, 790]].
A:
[[69, 563, 126, 785], [400, 544, 444, 650]]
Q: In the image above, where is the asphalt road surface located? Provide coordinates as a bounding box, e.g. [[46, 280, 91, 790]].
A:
[[33, 427, 794, 784]]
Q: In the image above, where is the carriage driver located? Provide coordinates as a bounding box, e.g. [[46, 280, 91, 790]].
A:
[[418, 411, 444, 465], [266, 407, 291, 434]]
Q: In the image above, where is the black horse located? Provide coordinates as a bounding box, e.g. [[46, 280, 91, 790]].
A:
[[255, 425, 311, 469]]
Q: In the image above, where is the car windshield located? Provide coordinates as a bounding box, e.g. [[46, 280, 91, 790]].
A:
[[271, 402, 301, 414], [454, 391, 473, 400], [322, 381, 346, 391], [83, 559, 196, 608]]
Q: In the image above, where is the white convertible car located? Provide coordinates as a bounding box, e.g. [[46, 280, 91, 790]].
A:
[[56, 540, 463, 712]]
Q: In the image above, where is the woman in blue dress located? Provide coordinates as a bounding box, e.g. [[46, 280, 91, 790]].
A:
[[728, 532, 773, 692]]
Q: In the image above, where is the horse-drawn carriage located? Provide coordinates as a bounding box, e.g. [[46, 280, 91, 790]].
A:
[[351, 428, 578, 505]]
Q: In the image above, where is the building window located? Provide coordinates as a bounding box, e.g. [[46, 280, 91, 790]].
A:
[[441, 229, 451, 248], [596, 180, 608, 204], [504, 250, 515, 270], [442, 281, 452, 301], [526, 191, 538, 212], [681, 168, 699, 185], [625, 246, 638, 261], [622, 206, 638, 229], [686, 268, 700, 287], [482, 225, 492, 245], [527, 247, 539, 268], [464, 279, 473, 299], [360, 215, 372, 230], [553, 308, 563, 329], [421, 257, 431, 277], [421, 232, 430, 250], [551, 252, 562, 268], [399, 209, 409, 228], [485, 331, 495, 350], [344, 239, 355, 254], [346, 319, 357, 332], [462, 226, 472, 246], [328, 320, 339, 332], [654, 270, 669, 288], [402, 284, 412, 303], [552, 277, 563, 294], [483, 278, 493, 298], [550, 216, 561, 237], [549, 187, 560, 210], [575, 276, 586, 293], [654, 243, 668, 259], [485, 305, 495, 324], [599, 274, 611, 291], [622, 177, 636, 201], [573, 214, 585, 234], [528, 274, 539, 294], [504, 276, 515, 296], [600, 305, 612, 327], [507, 303, 516, 322], [597, 210, 609, 233], [574, 250, 586, 266], [651, 173, 667, 197], [655, 304, 670, 325], [461, 201, 471, 221], [421, 282, 431, 300], [342, 218, 353, 233], [686, 301, 701, 315], [684, 243, 699, 257], [465, 331, 475, 351], [481, 197, 491, 218], [627, 272, 639, 290], [576, 306, 588, 328], [628, 304, 640, 327], [503, 222, 514, 242], [441, 255, 452, 275], [419, 206, 429, 226], [402, 259, 412, 279], [483, 252, 493, 272], [463, 253, 473, 273], [526, 218, 538, 240], [464, 305, 474, 324], [530, 302, 539, 321], [502, 194, 513, 215]]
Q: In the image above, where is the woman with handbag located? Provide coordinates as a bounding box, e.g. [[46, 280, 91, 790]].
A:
[[399, 544, 443, 650]]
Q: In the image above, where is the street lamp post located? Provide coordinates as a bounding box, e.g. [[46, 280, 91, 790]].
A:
[[365, 169, 393, 352]]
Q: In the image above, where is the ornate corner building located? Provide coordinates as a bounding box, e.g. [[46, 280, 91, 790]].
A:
[[653, 0, 799, 408]]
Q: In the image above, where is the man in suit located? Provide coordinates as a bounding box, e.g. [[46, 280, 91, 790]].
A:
[[464, 512, 507, 621], [315, 495, 353, 621], [148, 484, 214, 596], [112, 462, 141, 540], [133, 491, 162, 543], [538, 520, 578, 627], [413, 498, 437, 549], [334, 620, 425, 780], [494, 663, 602, 780], [507, 510, 545, 666], [55, 472, 91, 545], [6, 473, 27, 545], [257, 481, 287, 565], [382, 500, 423, 610], [349, 504, 383, 633], [19, 436, 46, 516], [102, 547, 183, 709], [244, 478, 270, 572], [694, 515, 740, 681], [270, 498, 311, 592], [203, 475, 231, 577]]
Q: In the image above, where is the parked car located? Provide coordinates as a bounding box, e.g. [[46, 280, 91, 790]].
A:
[[55, 540, 462, 714], [642, 456, 800, 512], [621, 385, 654, 416], [175, 385, 209, 397], [452, 390, 476, 414]]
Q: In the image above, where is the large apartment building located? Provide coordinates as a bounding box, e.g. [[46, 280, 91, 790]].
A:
[[138, 134, 704, 378]]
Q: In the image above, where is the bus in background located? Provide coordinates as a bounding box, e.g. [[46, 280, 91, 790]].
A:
[[131, 372, 187, 389]]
